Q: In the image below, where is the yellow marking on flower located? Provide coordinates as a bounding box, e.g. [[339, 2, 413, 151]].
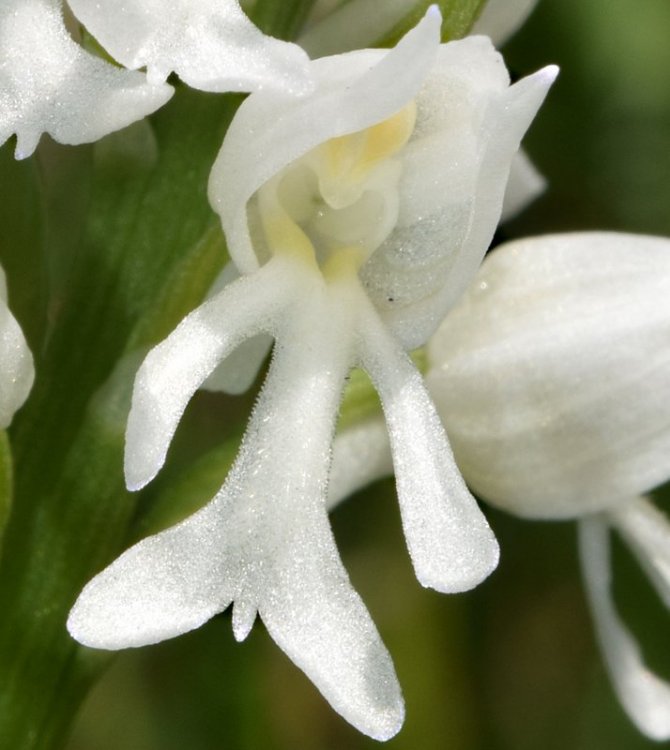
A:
[[257, 176, 318, 268], [325, 100, 417, 184], [322, 246, 366, 281]]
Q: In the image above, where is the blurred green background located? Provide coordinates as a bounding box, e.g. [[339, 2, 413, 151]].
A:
[[63, 1, 670, 748]]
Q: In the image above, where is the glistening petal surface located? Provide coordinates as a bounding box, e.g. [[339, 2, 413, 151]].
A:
[[429, 232, 670, 519], [0, 0, 172, 158], [362, 46, 557, 349], [357, 294, 499, 592], [68, 0, 312, 93], [124, 259, 296, 490]]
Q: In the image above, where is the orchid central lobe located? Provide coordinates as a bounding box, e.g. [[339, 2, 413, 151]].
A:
[[257, 101, 417, 274]]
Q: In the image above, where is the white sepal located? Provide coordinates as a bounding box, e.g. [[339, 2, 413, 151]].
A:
[[0, 0, 172, 158], [501, 149, 546, 222], [67, 0, 312, 94], [0, 267, 34, 428], [428, 232, 670, 519], [362, 48, 557, 349], [578, 515, 670, 740]]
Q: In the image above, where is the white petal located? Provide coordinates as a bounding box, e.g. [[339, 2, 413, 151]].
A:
[[67, 0, 312, 94], [610, 497, 670, 609], [200, 263, 273, 395], [209, 7, 442, 273], [356, 292, 499, 593], [327, 416, 393, 510], [0, 268, 34, 427], [124, 257, 296, 491], [72, 277, 403, 739], [471, 0, 539, 46], [299, 0, 423, 57], [362, 43, 557, 349], [500, 149, 546, 222], [578, 516, 670, 740], [428, 232, 670, 519], [0, 0, 172, 159]]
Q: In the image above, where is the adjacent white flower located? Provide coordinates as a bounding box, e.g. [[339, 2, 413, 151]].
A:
[[68, 11, 555, 738], [427, 231, 670, 740], [0, 265, 34, 428], [1, 0, 310, 159], [330, 231, 670, 739], [0, 0, 172, 159], [67, 0, 311, 93]]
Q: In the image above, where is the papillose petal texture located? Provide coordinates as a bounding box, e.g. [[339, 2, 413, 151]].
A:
[[0, 0, 173, 158], [0, 267, 34, 427], [67, 0, 312, 94], [71, 10, 554, 738], [428, 232, 670, 519]]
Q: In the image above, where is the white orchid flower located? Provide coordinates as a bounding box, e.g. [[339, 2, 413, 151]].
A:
[[0, 0, 171, 159], [330, 231, 670, 740], [1, 0, 310, 159], [0, 265, 34, 428], [66, 0, 311, 93], [68, 10, 556, 738]]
